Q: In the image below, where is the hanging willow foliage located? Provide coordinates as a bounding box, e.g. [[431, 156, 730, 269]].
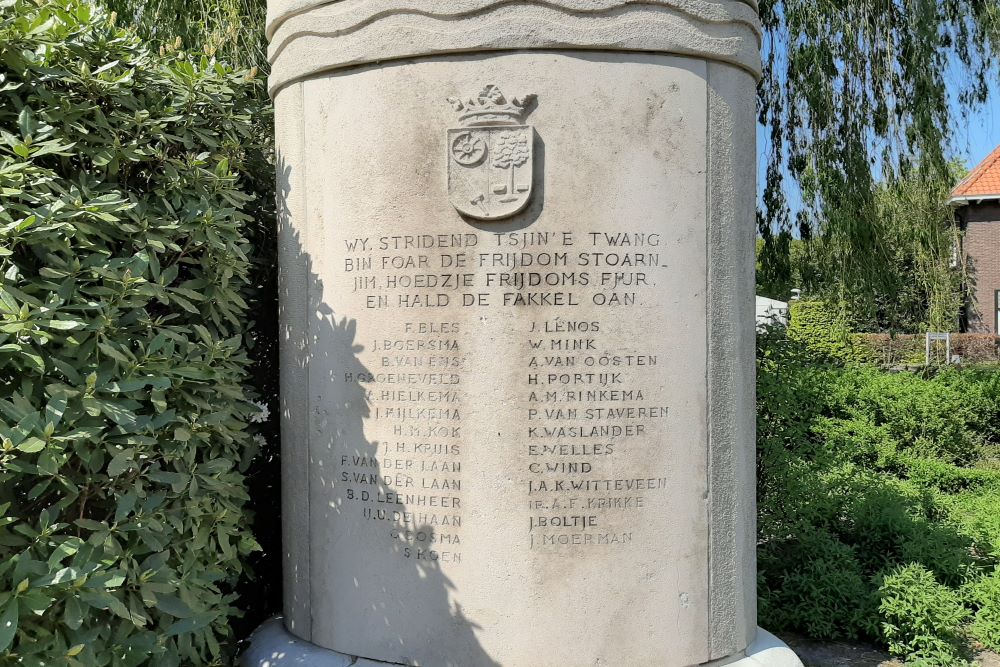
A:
[[101, 0, 266, 71], [871, 170, 967, 332], [758, 0, 1000, 323], [757, 166, 968, 332], [102, 0, 999, 328]]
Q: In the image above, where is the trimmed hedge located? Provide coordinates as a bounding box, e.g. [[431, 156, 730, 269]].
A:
[[0, 2, 269, 665], [788, 300, 1000, 366], [786, 299, 855, 361], [851, 333, 1000, 366]]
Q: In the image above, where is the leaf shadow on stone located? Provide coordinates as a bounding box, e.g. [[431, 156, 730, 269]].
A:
[[248, 152, 501, 667]]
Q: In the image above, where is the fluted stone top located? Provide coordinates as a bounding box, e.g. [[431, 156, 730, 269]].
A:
[[266, 0, 762, 95]]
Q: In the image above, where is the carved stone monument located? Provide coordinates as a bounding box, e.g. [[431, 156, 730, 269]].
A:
[[245, 1, 802, 666]]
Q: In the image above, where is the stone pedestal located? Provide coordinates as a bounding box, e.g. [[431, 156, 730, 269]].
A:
[[244, 617, 801, 667], [251, 2, 802, 666]]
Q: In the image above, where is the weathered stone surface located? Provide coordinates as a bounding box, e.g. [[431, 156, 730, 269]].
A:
[[265, 1, 762, 96], [262, 1, 791, 666]]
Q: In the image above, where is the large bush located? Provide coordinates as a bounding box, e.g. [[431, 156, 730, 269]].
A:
[[757, 325, 1000, 665], [0, 2, 269, 664]]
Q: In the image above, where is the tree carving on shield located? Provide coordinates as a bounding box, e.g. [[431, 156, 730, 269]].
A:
[[447, 85, 536, 221], [492, 131, 530, 202]]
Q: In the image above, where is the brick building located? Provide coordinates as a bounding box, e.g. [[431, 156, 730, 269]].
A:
[[951, 145, 1000, 333]]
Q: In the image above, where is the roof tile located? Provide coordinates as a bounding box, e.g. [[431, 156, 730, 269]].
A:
[[952, 144, 1000, 199]]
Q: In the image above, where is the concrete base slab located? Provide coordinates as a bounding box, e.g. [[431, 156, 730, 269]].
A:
[[242, 618, 803, 667], [703, 629, 804, 667], [240, 617, 385, 667]]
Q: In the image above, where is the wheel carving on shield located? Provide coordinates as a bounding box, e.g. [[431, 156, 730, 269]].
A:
[[451, 132, 487, 166]]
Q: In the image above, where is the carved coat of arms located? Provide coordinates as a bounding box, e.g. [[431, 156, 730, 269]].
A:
[[447, 85, 536, 221]]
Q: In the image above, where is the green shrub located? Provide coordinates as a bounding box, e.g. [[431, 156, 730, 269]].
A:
[[757, 328, 1000, 661], [935, 367, 1000, 446], [843, 478, 975, 586], [901, 455, 1000, 494], [0, 1, 267, 664], [758, 529, 877, 640], [847, 370, 984, 465], [965, 570, 1000, 652], [878, 563, 970, 665], [941, 487, 1000, 562]]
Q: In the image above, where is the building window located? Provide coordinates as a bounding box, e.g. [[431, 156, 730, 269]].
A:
[[996, 290, 1000, 334]]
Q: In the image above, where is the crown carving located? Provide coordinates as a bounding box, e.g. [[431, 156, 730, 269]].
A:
[[448, 84, 536, 127]]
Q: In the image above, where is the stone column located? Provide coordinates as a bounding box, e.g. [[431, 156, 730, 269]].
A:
[[245, 2, 802, 666]]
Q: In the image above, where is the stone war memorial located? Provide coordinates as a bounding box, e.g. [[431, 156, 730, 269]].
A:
[[244, 1, 803, 666]]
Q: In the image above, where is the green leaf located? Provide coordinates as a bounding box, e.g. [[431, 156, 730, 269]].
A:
[[169, 293, 200, 314], [92, 572, 126, 589], [63, 596, 83, 630], [107, 451, 134, 477], [42, 319, 85, 331], [163, 614, 211, 637], [154, 594, 193, 618], [199, 459, 232, 475], [45, 395, 67, 429], [74, 519, 108, 532], [148, 470, 189, 491], [16, 437, 45, 453], [34, 567, 79, 587], [111, 377, 151, 392], [91, 60, 120, 75], [97, 342, 133, 365], [31, 141, 76, 158], [114, 490, 137, 522], [95, 400, 138, 428], [0, 602, 18, 652], [17, 107, 36, 140]]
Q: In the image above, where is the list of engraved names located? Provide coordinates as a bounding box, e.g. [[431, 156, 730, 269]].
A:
[[337, 230, 672, 562]]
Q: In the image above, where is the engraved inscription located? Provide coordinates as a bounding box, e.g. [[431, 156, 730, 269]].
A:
[[340, 228, 671, 559]]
